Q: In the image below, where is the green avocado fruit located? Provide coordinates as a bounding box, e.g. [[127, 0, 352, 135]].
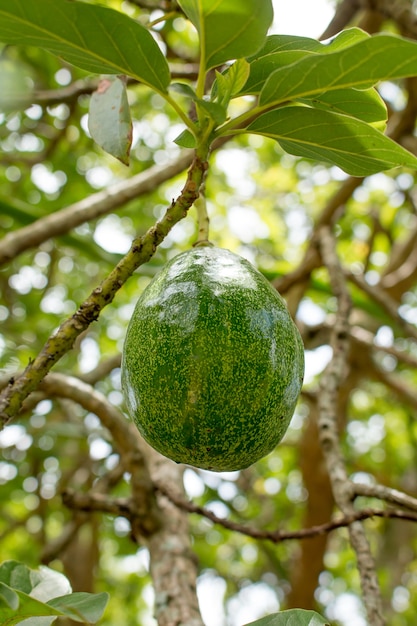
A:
[[121, 246, 304, 472]]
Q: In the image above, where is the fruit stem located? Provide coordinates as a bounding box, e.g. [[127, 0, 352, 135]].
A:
[[194, 194, 211, 245]]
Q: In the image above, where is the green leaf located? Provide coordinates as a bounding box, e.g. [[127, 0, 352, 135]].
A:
[[213, 59, 251, 105], [177, 0, 273, 70], [170, 82, 198, 99], [0, 562, 108, 625], [48, 592, 108, 623], [299, 87, 387, 126], [170, 82, 226, 124], [221, 59, 251, 97], [260, 33, 417, 106], [246, 106, 417, 176], [88, 76, 133, 165], [245, 608, 329, 626], [197, 99, 227, 124], [174, 128, 196, 148], [0, 0, 170, 92], [243, 28, 370, 94], [0, 582, 19, 610]]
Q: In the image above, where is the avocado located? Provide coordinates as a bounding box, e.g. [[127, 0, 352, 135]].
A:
[[121, 246, 304, 472]]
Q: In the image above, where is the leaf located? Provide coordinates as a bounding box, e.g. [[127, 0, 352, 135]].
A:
[[0, 0, 170, 93], [177, 0, 273, 70], [48, 592, 109, 623], [169, 83, 227, 124], [246, 106, 417, 176], [0, 587, 62, 625], [221, 59, 251, 97], [88, 76, 133, 165], [174, 128, 196, 148], [244, 608, 329, 626], [299, 87, 387, 126], [0, 562, 108, 625], [260, 33, 417, 106], [0, 582, 19, 610], [213, 59, 251, 105], [243, 28, 370, 94]]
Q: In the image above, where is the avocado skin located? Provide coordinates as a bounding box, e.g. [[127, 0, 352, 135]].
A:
[[121, 247, 304, 472]]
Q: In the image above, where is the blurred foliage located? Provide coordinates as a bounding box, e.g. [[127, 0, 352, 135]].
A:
[[1, 1, 417, 626]]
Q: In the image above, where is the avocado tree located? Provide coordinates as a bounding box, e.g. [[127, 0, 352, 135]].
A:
[[1, 0, 417, 624]]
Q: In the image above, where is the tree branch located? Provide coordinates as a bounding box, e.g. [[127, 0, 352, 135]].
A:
[[317, 225, 385, 626], [64, 483, 417, 544], [346, 271, 417, 342], [354, 482, 417, 512], [0, 152, 208, 428], [0, 151, 193, 267]]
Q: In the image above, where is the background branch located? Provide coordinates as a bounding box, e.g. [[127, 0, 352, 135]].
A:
[[317, 225, 385, 626]]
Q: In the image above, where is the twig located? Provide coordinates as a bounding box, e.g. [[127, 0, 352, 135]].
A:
[[347, 271, 417, 342], [317, 225, 385, 626], [354, 482, 417, 512]]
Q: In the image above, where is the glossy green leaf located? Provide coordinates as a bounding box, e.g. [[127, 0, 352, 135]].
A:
[[88, 76, 133, 165], [0, 0, 170, 92], [299, 87, 387, 126], [246, 106, 417, 176], [177, 0, 273, 70], [260, 33, 417, 106], [243, 28, 369, 94], [245, 608, 329, 626]]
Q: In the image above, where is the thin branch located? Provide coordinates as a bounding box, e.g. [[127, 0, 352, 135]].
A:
[[63, 490, 132, 517], [350, 326, 417, 369], [346, 271, 417, 342], [79, 354, 122, 385], [354, 482, 417, 512], [372, 366, 417, 411], [317, 225, 385, 626], [0, 152, 208, 428], [64, 484, 417, 544], [0, 151, 193, 267], [274, 176, 363, 297]]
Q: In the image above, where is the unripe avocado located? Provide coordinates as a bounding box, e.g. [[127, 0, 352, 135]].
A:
[[121, 246, 304, 472]]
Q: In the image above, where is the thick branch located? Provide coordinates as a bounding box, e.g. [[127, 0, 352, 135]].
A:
[[39, 372, 162, 537]]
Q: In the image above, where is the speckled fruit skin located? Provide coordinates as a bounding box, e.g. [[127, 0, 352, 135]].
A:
[[121, 246, 304, 472]]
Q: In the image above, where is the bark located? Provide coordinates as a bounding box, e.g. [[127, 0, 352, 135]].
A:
[[140, 443, 204, 626]]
